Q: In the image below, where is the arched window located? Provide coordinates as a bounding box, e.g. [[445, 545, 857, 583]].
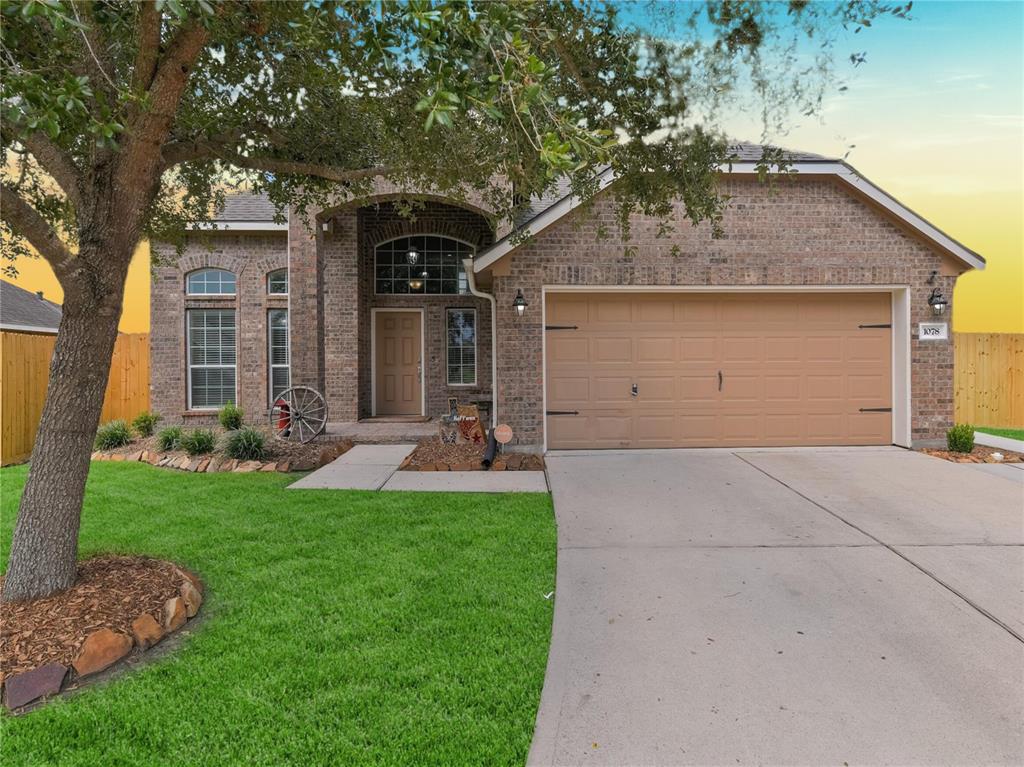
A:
[[374, 236, 473, 295], [267, 268, 288, 295], [186, 268, 236, 295]]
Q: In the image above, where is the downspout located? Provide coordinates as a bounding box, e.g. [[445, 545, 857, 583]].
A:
[[463, 258, 498, 429]]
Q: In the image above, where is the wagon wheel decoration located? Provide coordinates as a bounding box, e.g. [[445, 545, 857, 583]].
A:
[[270, 386, 328, 443]]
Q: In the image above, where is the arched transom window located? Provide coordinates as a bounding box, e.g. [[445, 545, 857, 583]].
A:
[[186, 268, 236, 295], [374, 236, 472, 295], [267, 268, 288, 295]]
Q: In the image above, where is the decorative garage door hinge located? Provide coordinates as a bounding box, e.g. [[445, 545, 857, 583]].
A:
[[544, 325, 579, 330], [546, 410, 580, 416], [859, 407, 893, 412], [858, 323, 892, 329]]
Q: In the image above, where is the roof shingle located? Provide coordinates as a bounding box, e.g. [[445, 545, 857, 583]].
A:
[[1, 280, 62, 332]]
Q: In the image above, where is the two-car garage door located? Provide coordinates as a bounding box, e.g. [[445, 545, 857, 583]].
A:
[[545, 292, 893, 449]]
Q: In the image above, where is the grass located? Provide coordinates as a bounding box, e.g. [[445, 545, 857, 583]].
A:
[[974, 426, 1024, 442], [1, 462, 556, 766]]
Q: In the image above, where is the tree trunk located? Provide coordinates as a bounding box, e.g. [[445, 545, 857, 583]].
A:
[[2, 256, 126, 602]]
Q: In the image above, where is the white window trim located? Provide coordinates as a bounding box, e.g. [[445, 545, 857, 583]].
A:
[[186, 268, 237, 297], [446, 307, 478, 387], [373, 234, 475, 296], [267, 268, 289, 296], [186, 308, 238, 411], [268, 308, 290, 405]]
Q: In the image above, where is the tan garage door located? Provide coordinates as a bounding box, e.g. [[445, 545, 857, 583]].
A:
[[545, 292, 892, 449]]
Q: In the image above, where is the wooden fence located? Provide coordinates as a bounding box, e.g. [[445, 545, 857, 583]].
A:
[[954, 332, 1024, 428], [1, 331, 150, 465]]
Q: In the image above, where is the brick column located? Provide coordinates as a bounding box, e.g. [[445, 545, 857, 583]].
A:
[[322, 211, 360, 422], [288, 212, 323, 393]]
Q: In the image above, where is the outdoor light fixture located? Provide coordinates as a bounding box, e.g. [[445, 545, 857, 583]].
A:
[[409, 270, 428, 291], [928, 287, 948, 316], [406, 246, 419, 266], [513, 289, 528, 317]]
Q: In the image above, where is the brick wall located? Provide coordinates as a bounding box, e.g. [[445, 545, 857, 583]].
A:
[[491, 175, 962, 449], [150, 232, 287, 424]]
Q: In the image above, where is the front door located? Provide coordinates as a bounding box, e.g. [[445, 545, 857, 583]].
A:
[[374, 311, 423, 416]]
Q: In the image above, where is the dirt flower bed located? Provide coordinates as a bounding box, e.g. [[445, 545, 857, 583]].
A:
[[920, 444, 1023, 464], [400, 439, 545, 472], [0, 555, 204, 712], [94, 426, 351, 473]]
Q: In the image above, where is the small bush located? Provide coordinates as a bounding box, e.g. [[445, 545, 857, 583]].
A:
[[947, 423, 975, 454], [180, 428, 216, 456], [219, 402, 244, 431], [132, 411, 162, 437], [95, 420, 133, 450], [225, 427, 267, 461], [157, 426, 183, 451]]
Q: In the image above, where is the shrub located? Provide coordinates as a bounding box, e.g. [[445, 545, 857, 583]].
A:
[[946, 423, 975, 454], [225, 427, 267, 461], [219, 402, 244, 431], [132, 411, 162, 437], [95, 420, 133, 450], [180, 429, 216, 456], [157, 426, 183, 451]]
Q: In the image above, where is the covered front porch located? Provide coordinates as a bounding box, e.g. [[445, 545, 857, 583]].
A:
[[288, 198, 496, 427]]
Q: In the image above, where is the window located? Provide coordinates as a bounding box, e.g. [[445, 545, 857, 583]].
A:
[[186, 268, 236, 295], [187, 309, 236, 409], [375, 236, 473, 295], [446, 309, 477, 386], [267, 268, 288, 295], [268, 309, 290, 402]]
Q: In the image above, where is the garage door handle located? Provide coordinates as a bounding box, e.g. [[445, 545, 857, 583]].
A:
[[631, 383, 638, 397], [718, 370, 723, 391]]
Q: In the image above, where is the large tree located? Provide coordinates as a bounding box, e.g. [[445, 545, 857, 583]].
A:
[[0, 0, 909, 601]]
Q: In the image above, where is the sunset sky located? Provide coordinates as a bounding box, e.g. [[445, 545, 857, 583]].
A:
[[3, 0, 1021, 334]]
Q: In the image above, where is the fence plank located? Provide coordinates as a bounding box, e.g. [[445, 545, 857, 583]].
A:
[[1, 331, 150, 465], [954, 333, 1024, 428]]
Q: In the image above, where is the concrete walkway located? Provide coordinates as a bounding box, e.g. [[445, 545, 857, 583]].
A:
[[288, 444, 416, 490], [288, 444, 548, 493], [531, 447, 1024, 766]]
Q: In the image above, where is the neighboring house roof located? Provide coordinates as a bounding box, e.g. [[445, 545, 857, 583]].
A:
[[474, 143, 985, 273], [1, 280, 62, 333]]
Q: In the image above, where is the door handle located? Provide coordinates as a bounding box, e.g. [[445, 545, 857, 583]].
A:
[[631, 383, 638, 397], [718, 370, 723, 391]]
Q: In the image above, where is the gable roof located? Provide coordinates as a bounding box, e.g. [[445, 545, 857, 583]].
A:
[[474, 143, 985, 274], [186, 192, 286, 231], [1, 280, 62, 333]]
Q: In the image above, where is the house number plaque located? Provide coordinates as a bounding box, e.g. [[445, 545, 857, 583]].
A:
[[918, 322, 949, 341]]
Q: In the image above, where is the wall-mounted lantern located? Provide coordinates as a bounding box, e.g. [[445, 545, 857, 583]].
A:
[[927, 287, 948, 316], [406, 246, 419, 266], [513, 289, 528, 317]]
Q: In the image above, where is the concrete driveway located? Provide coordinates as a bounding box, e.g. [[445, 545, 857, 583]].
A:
[[531, 447, 1024, 766]]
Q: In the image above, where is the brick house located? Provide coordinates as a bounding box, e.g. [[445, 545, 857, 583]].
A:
[[150, 144, 983, 451]]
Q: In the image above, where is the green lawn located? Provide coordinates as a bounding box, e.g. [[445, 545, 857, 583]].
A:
[[1, 462, 556, 766], [975, 426, 1024, 442]]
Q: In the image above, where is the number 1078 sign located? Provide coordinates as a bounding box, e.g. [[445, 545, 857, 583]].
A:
[[918, 322, 949, 341]]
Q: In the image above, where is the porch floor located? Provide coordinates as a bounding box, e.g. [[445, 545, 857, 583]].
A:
[[326, 419, 437, 444]]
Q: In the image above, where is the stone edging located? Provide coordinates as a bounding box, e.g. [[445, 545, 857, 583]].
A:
[[90, 441, 351, 474], [2, 568, 204, 713]]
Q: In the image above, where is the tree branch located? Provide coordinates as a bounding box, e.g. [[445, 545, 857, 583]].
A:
[[0, 184, 77, 285], [209, 152, 393, 184], [132, 1, 162, 95], [19, 133, 83, 209]]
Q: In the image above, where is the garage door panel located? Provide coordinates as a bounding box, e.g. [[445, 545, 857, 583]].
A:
[[637, 337, 676, 363], [545, 292, 892, 448]]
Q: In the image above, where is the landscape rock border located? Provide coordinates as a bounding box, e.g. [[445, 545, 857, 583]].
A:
[[91, 440, 351, 474], [1, 563, 205, 714]]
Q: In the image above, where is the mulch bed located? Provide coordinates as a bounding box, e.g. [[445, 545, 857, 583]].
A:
[[400, 439, 545, 471], [95, 429, 351, 473], [920, 444, 1023, 463], [0, 556, 186, 682]]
